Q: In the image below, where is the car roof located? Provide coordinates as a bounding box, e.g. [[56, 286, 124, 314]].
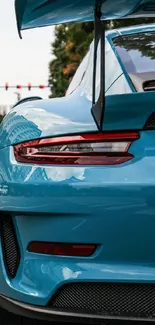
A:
[[106, 23, 155, 41]]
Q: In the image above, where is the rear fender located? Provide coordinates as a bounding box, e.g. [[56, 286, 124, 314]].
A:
[[0, 92, 97, 149], [103, 91, 155, 130]]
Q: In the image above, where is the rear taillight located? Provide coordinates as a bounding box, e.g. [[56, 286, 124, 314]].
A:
[[28, 242, 96, 257], [14, 132, 139, 165]]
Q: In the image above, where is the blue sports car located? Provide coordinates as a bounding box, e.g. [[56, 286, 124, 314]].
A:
[[1, 0, 155, 323]]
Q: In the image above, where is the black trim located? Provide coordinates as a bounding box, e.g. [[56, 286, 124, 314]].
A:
[[0, 294, 155, 324], [15, 0, 27, 39], [0, 213, 21, 279], [144, 112, 155, 130], [12, 96, 42, 109], [92, 1, 105, 131], [0, 210, 86, 217]]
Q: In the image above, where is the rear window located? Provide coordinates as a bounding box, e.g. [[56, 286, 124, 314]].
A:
[[113, 32, 155, 73]]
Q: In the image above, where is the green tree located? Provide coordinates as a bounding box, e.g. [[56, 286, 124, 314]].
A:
[[49, 24, 69, 98], [49, 18, 155, 97], [49, 22, 94, 97]]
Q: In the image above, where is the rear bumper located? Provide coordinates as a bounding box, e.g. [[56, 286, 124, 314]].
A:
[[1, 146, 155, 321], [0, 294, 155, 324]]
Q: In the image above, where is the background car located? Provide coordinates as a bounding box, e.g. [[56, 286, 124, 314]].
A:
[[1, 21, 155, 324]]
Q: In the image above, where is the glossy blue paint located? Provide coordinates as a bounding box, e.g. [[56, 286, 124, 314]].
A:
[[1, 22, 155, 311], [1, 89, 155, 149], [103, 92, 155, 130], [15, 0, 155, 32], [0, 130, 155, 304], [0, 91, 97, 149], [107, 23, 155, 39]]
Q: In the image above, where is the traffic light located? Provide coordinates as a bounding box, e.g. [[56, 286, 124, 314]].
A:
[[28, 82, 31, 91], [5, 82, 8, 90], [2, 83, 48, 90]]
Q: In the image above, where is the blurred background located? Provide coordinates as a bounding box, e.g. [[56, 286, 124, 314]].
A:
[[0, 0, 54, 117]]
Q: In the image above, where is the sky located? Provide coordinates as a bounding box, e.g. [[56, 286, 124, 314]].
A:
[[0, 0, 54, 107]]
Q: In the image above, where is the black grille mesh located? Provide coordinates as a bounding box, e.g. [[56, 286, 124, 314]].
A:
[[50, 282, 155, 319], [144, 112, 155, 129], [0, 214, 20, 278]]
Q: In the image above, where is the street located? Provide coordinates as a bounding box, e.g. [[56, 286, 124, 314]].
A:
[[0, 308, 55, 325]]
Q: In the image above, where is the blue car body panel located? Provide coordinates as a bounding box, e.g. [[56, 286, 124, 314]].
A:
[[1, 89, 155, 149], [103, 92, 155, 131], [0, 129, 155, 306], [0, 92, 97, 149], [1, 9, 155, 320]]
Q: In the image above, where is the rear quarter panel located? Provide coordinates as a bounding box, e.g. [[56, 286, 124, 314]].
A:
[[0, 91, 97, 149]]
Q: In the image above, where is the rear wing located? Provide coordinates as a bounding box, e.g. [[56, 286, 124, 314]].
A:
[[15, 0, 155, 33]]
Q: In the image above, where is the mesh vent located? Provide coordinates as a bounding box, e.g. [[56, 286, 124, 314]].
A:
[[144, 112, 155, 130], [50, 282, 155, 319], [0, 214, 20, 278]]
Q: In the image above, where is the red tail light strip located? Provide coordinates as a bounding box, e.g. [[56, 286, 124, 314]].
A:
[[14, 132, 139, 165], [28, 242, 96, 257], [14, 132, 139, 147]]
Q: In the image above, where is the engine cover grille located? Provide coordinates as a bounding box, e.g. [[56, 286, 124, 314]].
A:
[[50, 282, 155, 319], [0, 214, 20, 278]]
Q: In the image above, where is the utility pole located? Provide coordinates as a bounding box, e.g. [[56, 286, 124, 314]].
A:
[[14, 92, 21, 101]]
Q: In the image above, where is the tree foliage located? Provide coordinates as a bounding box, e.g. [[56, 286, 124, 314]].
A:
[[49, 22, 94, 97], [49, 18, 155, 97]]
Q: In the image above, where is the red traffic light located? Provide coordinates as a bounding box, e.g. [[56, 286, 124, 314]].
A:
[[17, 85, 22, 89], [5, 82, 9, 90], [28, 82, 31, 91], [39, 85, 45, 89]]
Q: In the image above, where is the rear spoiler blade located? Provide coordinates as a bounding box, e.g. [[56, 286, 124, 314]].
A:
[[103, 91, 155, 130], [15, 0, 155, 34]]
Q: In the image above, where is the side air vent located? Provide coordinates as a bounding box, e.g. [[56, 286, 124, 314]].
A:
[[144, 112, 155, 130], [143, 80, 155, 91], [0, 214, 20, 278]]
